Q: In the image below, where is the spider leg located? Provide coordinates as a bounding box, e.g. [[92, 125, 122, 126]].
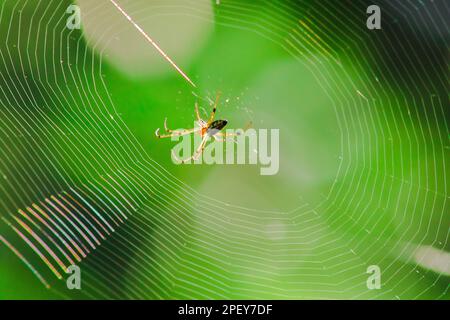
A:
[[243, 121, 253, 131], [213, 135, 238, 143], [207, 91, 222, 124], [216, 132, 240, 137], [195, 102, 202, 122], [155, 127, 198, 139], [156, 116, 201, 138], [172, 135, 209, 163], [193, 137, 209, 160], [163, 117, 187, 133], [164, 117, 170, 132]]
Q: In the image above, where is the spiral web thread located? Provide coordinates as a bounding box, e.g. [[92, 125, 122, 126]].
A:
[[0, 0, 448, 299]]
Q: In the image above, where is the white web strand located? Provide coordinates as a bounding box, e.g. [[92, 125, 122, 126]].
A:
[[108, 0, 197, 88], [0, 0, 447, 300]]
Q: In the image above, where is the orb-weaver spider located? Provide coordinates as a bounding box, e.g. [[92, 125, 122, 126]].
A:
[[155, 92, 251, 163]]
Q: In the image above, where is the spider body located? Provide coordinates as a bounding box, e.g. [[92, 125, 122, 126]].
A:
[[205, 119, 228, 136], [155, 92, 250, 163]]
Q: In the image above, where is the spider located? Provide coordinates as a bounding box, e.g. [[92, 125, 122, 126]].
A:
[[155, 92, 250, 163]]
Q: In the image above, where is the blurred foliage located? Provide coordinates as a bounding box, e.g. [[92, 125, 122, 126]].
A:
[[0, 0, 448, 299]]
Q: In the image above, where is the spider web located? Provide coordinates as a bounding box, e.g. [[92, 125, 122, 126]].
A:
[[0, 0, 448, 299]]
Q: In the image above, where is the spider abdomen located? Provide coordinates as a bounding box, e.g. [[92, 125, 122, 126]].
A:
[[206, 120, 228, 136]]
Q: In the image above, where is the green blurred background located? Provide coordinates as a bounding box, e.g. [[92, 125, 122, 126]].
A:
[[0, 0, 448, 299]]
